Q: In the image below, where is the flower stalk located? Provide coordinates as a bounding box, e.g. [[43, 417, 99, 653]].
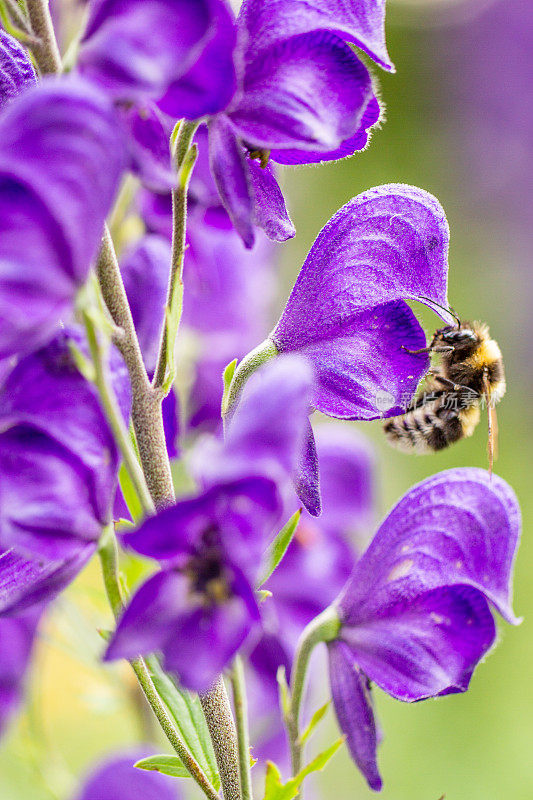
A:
[[200, 678, 242, 800], [222, 339, 279, 421], [25, 0, 62, 73], [230, 656, 253, 800]]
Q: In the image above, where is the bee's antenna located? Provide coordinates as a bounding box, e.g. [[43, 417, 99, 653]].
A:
[[416, 296, 460, 326]]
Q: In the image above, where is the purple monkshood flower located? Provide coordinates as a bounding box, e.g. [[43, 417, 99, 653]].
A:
[[78, 0, 237, 116], [75, 750, 178, 800], [0, 607, 42, 739], [0, 30, 36, 111], [120, 236, 179, 457], [106, 356, 313, 691], [0, 76, 126, 358], [326, 468, 520, 791], [239, 183, 451, 513], [0, 327, 131, 559], [205, 0, 389, 248]]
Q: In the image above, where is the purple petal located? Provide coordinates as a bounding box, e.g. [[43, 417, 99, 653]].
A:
[[0, 77, 126, 284], [123, 104, 175, 193], [0, 78, 125, 356], [0, 328, 130, 524], [79, 0, 212, 103], [162, 592, 258, 692], [0, 30, 36, 111], [208, 116, 255, 248], [328, 641, 381, 791], [105, 570, 191, 662], [121, 478, 279, 571], [77, 750, 177, 800], [284, 300, 428, 420], [157, 0, 237, 119], [238, 0, 393, 70], [337, 468, 521, 625], [294, 422, 321, 516], [248, 161, 295, 242], [0, 424, 103, 559], [0, 544, 96, 616], [121, 235, 171, 373], [271, 185, 453, 418], [0, 608, 41, 740], [341, 584, 496, 702], [162, 390, 180, 459], [229, 32, 373, 153], [271, 97, 381, 165]]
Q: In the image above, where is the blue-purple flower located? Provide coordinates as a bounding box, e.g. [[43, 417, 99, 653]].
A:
[[0, 328, 131, 559], [0, 77, 125, 357], [326, 468, 520, 790], [106, 356, 313, 690]]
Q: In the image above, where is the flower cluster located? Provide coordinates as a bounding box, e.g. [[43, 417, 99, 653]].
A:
[[0, 2, 522, 799]]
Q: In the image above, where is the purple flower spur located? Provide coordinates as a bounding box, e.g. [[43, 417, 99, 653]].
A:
[[324, 468, 520, 790]]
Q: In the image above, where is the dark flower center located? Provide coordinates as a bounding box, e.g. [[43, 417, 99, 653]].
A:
[[185, 526, 232, 606]]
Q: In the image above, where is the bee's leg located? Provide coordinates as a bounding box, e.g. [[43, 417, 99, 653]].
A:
[[432, 374, 479, 395], [401, 344, 454, 355]]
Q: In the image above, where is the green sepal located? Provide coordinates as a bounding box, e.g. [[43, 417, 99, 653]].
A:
[[299, 701, 330, 746], [134, 754, 191, 779], [221, 358, 238, 415], [277, 665, 291, 718], [259, 509, 301, 587], [262, 739, 344, 800], [118, 463, 144, 523]]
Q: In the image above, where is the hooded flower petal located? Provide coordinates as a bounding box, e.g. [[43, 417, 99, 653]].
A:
[[0, 78, 125, 356], [228, 31, 374, 153], [328, 641, 381, 791], [123, 104, 175, 192], [0, 30, 36, 110], [247, 161, 295, 242], [79, 0, 212, 103], [157, 0, 237, 119], [238, 0, 393, 70], [271, 185, 452, 418], [0, 608, 41, 739], [341, 583, 496, 702], [293, 423, 321, 517], [337, 468, 521, 626], [0, 545, 96, 616], [76, 750, 178, 800], [271, 97, 380, 165]]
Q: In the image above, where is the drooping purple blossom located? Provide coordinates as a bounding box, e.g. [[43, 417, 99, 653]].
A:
[[0, 328, 131, 559], [105, 477, 280, 692], [75, 750, 178, 800], [326, 468, 520, 790], [107, 357, 313, 690], [0, 607, 42, 739], [0, 30, 36, 110], [78, 0, 237, 117], [0, 77, 125, 358]]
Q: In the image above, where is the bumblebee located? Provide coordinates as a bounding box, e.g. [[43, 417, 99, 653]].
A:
[[384, 313, 506, 471]]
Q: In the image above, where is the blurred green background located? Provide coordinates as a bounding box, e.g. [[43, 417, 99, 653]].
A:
[[1, 1, 531, 798]]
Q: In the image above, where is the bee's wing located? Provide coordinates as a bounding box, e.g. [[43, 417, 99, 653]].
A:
[[483, 372, 498, 475]]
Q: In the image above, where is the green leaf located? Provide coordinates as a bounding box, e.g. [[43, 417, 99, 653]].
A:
[[147, 657, 220, 791], [262, 739, 344, 800], [221, 358, 238, 415], [276, 666, 291, 718], [299, 702, 330, 746], [135, 754, 191, 779], [259, 510, 301, 587]]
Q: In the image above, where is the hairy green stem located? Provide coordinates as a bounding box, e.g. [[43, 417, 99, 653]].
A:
[[200, 679, 242, 800], [230, 657, 253, 800], [83, 309, 154, 515], [96, 227, 175, 508], [152, 120, 200, 391], [287, 608, 341, 785], [97, 528, 220, 800], [25, 0, 62, 73]]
